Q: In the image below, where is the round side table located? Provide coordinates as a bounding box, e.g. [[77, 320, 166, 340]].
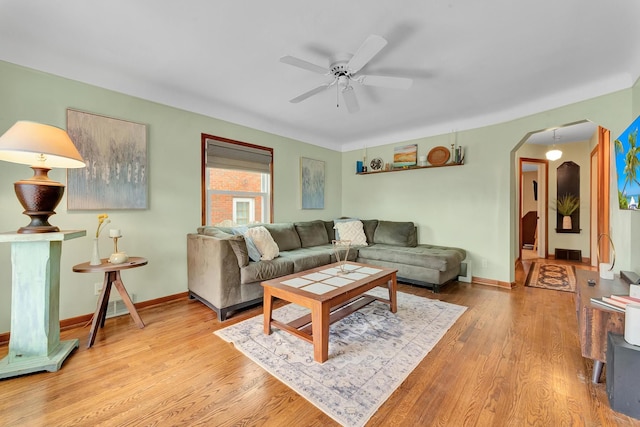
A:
[[73, 257, 148, 348]]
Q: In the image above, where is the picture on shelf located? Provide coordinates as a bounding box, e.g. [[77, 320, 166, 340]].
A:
[[393, 144, 417, 167]]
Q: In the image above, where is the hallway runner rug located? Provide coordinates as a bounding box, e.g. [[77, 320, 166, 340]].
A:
[[525, 262, 576, 292], [215, 288, 466, 427]]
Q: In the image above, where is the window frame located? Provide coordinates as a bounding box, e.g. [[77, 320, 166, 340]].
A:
[[200, 134, 274, 226]]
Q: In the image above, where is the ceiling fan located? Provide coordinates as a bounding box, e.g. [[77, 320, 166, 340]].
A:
[[280, 34, 413, 113]]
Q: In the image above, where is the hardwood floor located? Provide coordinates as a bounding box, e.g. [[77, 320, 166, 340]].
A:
[[1, 259, 639, 426]]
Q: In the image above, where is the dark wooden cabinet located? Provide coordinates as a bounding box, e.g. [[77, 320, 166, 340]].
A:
[[556, 161, 580, 233]]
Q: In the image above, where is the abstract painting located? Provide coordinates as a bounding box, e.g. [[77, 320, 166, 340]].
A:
[[301, 157, 324, 209], [66, 109, 147, 210], [393, 144, 417, 167]]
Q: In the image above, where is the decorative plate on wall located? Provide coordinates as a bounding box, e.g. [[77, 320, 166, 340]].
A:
[[370, 157, 383, 171], [427, 146, 451, 166]]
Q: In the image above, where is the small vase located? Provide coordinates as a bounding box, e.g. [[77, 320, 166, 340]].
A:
[[90, 238, 101, 265], [109, 252, 129, 264], [562, 215, 572, 230]]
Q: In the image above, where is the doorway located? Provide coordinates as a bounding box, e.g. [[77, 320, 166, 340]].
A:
[[519, 158, 548, 261], [515, 121, 610, 270]]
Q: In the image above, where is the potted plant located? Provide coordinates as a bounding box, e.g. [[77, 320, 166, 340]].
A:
[[557, 194, 580, 229]]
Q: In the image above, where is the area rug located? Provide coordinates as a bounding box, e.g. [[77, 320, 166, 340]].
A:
[[525, 262, 576, 292], [215, 288, 466, 427]]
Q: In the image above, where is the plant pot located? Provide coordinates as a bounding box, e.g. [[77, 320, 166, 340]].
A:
[[562, 215, 572, 230]]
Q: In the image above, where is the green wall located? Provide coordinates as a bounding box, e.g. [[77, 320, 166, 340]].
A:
[[341, 88, 637, 285], [2, 59, 640, 333], [0, 61, 342, 332]]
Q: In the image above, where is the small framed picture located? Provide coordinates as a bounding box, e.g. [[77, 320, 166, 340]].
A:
[[393, 144, 417, 167]]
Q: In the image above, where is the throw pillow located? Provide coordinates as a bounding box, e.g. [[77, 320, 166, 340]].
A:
[[244, 226, 280, 260], [231, 226, 261, 262], [227, 235, 250, 267], [333, 217, 359, 240], [333, 220, 368, 246]]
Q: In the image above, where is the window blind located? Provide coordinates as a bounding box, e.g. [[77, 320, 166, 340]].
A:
[[206, 139, 272, 173]]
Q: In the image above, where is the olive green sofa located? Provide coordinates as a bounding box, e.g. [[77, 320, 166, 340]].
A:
[[187, 219, 466, 321]]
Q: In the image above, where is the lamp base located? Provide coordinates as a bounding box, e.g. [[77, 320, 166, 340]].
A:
[[14, 166, 65, 234]]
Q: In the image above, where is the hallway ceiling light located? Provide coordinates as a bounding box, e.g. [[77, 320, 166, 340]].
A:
[[545, 130, 562, 161]]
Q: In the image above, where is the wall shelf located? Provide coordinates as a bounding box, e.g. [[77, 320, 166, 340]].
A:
[[357, 162, 464, 175]]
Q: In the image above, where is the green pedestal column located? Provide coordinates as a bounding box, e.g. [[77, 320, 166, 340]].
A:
[[0, 230, 85, 379]]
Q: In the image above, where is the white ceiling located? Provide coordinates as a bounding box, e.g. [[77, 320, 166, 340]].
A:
[[524, 121, 599, 146], [1, 1, 639, 152]]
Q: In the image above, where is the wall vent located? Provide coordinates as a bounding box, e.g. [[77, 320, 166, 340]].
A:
[[98, 293, 136, 319]]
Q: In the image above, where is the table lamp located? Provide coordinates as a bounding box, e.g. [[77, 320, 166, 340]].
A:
[[0, 121, 86, 233]]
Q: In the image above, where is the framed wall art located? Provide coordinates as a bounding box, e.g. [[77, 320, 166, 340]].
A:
[[300, 157, 325, 209], [66, 109, 148, 210], [393, 144, 417, 167]]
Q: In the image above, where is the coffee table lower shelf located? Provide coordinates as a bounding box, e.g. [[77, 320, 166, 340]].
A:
[[271, 294, 384, 340]]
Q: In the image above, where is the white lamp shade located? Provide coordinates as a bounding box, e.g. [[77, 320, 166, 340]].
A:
[[0, 121, 85, 168], [545, 149, 562, 161]]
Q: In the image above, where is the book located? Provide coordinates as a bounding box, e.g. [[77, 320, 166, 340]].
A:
[[590, 297, 625, 313], [610, 294, 640, 305], [602, 296, 628, 310]]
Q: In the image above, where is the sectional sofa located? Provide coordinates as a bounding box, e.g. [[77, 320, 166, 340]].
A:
[[187, 219, 466, 321]]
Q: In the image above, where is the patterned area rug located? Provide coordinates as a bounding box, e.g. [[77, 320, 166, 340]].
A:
[[525, 262, 576, 292], [215, 288, 466, 427]]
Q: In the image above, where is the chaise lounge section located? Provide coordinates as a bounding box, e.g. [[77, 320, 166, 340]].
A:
[[187, 219, 466, 321]]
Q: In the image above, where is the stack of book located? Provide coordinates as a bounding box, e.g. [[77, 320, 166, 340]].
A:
[[590, 294, 640, 312]]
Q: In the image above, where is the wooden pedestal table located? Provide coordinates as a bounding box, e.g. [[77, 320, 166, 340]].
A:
[[0, 230, 85, 379], [262, 261, 397, 363], [72, 257, 147, 348]]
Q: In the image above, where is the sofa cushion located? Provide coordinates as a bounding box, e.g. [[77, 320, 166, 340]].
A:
[[240, 258, 294, 284], [200, 227, 234, 239], [262, 223, 301, 251], [357, 244, 465, 271], [373, 221, 417, 247], [244, 226, 279, 260], [294, 220, 330, 247], [227, 235, 250, 267], [279, 249, 332, 273], [334, 220, 368, 246], [324, 220, 336, 241], [361, 219, 379, 243]]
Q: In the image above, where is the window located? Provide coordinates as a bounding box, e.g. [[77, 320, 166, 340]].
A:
[[201, 135, 273, 226], [233, 198, 255, 225]]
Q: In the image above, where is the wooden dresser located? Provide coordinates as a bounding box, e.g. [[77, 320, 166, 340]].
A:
[[575, 269, 627, 383]]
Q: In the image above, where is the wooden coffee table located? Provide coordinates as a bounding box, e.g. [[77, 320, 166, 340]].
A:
[[262, 261, 397, 363]]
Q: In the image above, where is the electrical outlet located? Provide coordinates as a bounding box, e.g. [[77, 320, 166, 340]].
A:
[[481, 258, 488, 268], [94, 282, 103, 295]]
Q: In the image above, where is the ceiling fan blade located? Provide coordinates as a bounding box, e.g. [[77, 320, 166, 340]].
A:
[[280, 55, 327, 74], [347, 35, 387, 74], [289, 83, 331, 103], [342, 86, 360, 113], [356, 74, 413, 90]]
